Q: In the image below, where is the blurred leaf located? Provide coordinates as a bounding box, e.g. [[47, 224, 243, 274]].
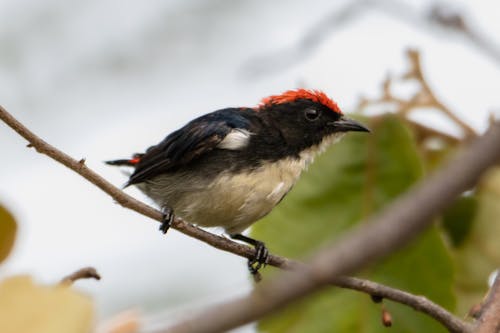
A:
[[441, 196, 478, 247], [0, 204, 17, 264], [452, 168, 500, 315], [0, 276, 94, 333], [252, 114, 454, 333], [418, 139, 457, 172], [416, 135, 478, 248]]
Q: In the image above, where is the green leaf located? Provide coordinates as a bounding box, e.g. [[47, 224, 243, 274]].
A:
[[252, 114, 455, 333], [441, 196, 478, 248], [0, 276, 94, 333], [452, 168, 500, 315], [0, 204, 17, 264]]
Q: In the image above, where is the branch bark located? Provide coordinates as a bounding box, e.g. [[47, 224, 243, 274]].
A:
[[332, 276, 470, 332], [242, 1, 500, 77], [60, 267, 101, 285], [475, 271, 500, 333], [162, 122, 500, 333], [0, 105, 259, 262], [1, 106, 489, 333], [357, 49, 477, 139]]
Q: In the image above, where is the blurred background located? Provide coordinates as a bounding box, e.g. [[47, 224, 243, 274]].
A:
[[1, 0, 500, 331]]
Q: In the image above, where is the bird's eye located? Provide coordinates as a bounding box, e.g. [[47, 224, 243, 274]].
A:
[[304, 108, 320, 121]]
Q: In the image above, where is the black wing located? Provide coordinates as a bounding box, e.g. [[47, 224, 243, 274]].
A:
[[127, 108, 252, 186]]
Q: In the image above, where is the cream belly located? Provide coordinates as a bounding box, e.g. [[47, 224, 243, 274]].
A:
[[173, 157, 306, 234], [140, 132, 344, 234]]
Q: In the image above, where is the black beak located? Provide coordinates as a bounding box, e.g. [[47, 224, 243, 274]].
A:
[[330, 117, 370, 133]]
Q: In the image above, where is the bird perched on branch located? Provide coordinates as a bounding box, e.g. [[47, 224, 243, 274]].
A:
[[107, 89, 369, 276]]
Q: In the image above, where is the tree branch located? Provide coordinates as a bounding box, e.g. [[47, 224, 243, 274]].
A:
[[475, 271, 500, 333], [332, 276, 471, 333], [242, 1, 500, 77], [5, 105, 494, 333], [60, 267, 101, 285], [249, 254, 471, 333], [162, 122, 500, 333], [357, 49, 477, 139], [0, 105, 260, 262], [0, 106, 472, 332], [427, 4, 500, 66]]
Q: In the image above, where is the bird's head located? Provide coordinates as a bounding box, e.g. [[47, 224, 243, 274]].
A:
[[257, 89, 369, 154]]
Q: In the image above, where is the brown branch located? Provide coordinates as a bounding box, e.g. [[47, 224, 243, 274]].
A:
[[333, 276, 470, 332], [405, 50, 476, 138], [475, 271, 500, 333], [428, 4, 500, 66], [239, 0, 370, 77], [0, 105, 259, 262], [0, 106, 471, 332], [258, 257, 470, 333], [60, 267, 101, 285], [357, 49, 477, 139], [407, 118, 461, 144], [162, 122, 500, 333], [243, 1, 500, 77]]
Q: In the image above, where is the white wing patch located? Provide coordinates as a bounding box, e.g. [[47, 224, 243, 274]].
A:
[[217, 129, 252, 150]]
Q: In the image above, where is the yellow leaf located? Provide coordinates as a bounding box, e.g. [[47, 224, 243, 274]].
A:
[[0, 204, 17, 263], [0, 276, 94, 333]]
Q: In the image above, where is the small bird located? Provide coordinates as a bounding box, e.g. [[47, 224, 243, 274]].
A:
[[107, 89, 369, 275]]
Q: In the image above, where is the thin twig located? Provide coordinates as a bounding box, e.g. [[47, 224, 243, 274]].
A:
[[407, 118, 461, 144], [358, 49, 477, 139], [239, 0, 370, 77], [243, 1, 500, 77], [405, 50, 476, 138], [60, 267, 101, 285], [0, 105, 258, 262], [257, 257, 469, 333], [475, 271, 500, 333], [162, 122, 500, 333], [0, 106, 471, 333], [427, 4, 500, 66], [333, 276, 468, 332]]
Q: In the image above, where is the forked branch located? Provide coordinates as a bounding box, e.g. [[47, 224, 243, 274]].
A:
[[162, 122, 500, 333], [1, 106, 477, 333]]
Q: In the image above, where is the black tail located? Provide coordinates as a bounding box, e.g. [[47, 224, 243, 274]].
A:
[[105, 159, 137, 167], [105, 153, 143, 167]]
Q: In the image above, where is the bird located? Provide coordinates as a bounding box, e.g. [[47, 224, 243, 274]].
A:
[[106, 89, 369, 275]]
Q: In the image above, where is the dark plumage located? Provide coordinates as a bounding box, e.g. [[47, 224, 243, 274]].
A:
[[106, 89, 369, 275]]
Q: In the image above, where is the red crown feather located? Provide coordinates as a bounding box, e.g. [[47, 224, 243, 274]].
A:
[[259, 89, 342, 114]]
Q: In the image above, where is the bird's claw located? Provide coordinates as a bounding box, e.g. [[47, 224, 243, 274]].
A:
[[159, 206, 174, 234], [230, 234, 269, 280], [248, 240, 269, 276]]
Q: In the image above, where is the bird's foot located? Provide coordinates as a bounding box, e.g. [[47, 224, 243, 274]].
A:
[[230, 234, 269, 280], [159, 206, 175, 234], [248, 240, 269, 276]]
